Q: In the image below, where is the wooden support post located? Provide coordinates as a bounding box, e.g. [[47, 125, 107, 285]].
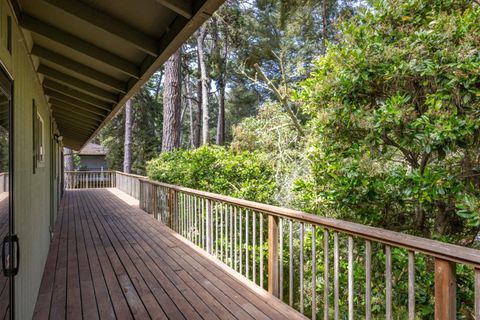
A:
[[206, 200, 213, 254], [169, 189, 176, 229], [152, 185, 158, 219], [434, 258, 456, 320], [268, 215, 279, 297]]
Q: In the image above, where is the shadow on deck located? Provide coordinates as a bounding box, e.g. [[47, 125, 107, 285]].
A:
[[33, 189, 304, 319]]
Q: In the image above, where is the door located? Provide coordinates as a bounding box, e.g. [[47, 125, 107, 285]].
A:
[[0, 65, 16, 319]]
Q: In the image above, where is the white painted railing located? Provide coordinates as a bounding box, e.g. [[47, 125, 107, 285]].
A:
[[64, 171, 115, 189]]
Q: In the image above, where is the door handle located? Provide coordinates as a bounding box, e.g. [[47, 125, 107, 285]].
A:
[[2, 234, 19, 277]]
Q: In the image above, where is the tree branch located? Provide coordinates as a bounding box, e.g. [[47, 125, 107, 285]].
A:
[[254, 63, 306, 137]]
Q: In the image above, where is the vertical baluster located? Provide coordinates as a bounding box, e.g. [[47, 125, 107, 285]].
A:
[[206, 199, 213, 254], [289, 220, 293, 307], [408, 251, 415, 320], [300, 222, 304, 314], [386, 245, 392, 320], [279, 219, 283, 300], [234, 206, 238, 271], [190, 195, 194, 242], [230, 205, 233, 268], [225, 204, 229, 262], [240, 208, 243, 275], [260, 214, 264, 289], [198, 198, 205, 249], [476, 268, 480, 320], [323, 229, 329, 320], [215, 202, 219, 256], [312, 225, 317, 320], [246, 210, 249, 280], [365, 240, 372, 320], [183, 194, 187, 235], [183, 193, 187, 234], [253, 212, 256, 284], [201, 198, 205, 249], [348, 236, 354, 320], [194, 196, 198, 246], [220, 203, 224, 260]]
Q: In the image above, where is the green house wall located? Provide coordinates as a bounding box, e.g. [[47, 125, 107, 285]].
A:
[[0, 1, 62, 318]]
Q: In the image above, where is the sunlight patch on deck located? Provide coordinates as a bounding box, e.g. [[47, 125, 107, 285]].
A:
[[106, 187, 139, 207]]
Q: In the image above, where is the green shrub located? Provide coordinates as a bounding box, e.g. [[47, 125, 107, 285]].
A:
[[147, 145, 277, 203]]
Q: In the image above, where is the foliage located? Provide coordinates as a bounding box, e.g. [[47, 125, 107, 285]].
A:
[[298, 0, 480, 244], [231, 102, 310, 207], [147, 145, 277, 203]]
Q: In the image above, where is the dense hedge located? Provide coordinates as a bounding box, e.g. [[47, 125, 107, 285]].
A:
[[147, 145, 277, 203]]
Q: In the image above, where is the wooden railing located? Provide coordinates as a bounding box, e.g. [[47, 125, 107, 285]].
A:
[[136, 178, 480, 320], [115, 171, 142, 199], [64, 170, 480, 319], [64, 171, 115, 189]]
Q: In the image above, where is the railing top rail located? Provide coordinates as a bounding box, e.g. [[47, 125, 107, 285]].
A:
[[139, 177, 480, 267], [65, 170, 115, 173], [114, 171, 146, 179]]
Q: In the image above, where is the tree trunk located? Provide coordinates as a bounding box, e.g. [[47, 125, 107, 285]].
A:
[[216, 81, 225, 144], [193, 78, 202, 148], [322, 0, 328, 45], [197, 25, 209, 145], [184, 76, 197, 149], [162, 48, 182, 152], [215, 22, 227, 145], [64, 147, 74, 171], [123, 99, 133, 173]]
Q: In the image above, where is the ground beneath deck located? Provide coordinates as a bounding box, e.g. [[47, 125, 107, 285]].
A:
[[33, 189, 304, 320]]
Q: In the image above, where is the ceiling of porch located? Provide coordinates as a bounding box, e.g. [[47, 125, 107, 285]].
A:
[[13, 0, 223, 149]]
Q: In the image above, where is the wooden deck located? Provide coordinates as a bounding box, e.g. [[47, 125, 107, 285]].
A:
[[33, 189, 304, 319]]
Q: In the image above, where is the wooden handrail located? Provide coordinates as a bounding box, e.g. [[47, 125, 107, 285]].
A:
[[138, 178, 480, 268]]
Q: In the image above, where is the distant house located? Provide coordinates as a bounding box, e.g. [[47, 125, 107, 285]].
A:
[[77, 143, 108, 171]]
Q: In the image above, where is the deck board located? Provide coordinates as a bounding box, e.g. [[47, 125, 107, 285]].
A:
[[33, 189, 306, 320]]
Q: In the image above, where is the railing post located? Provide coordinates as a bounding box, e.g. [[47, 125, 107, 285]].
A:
[[268, 215, 279, 297], [139, 180, 144, 211], [435, 258, 456, 320], [169, 189, 177, 229], [152, 185, 158, 219], [206, 199, 213, 254]]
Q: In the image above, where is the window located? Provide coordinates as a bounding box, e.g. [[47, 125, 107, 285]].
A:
[[33, 100, 45, 171]]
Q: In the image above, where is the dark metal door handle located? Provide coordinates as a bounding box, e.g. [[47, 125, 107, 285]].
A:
[[2, 234, 18, 277], [1, 236, 7, 276]]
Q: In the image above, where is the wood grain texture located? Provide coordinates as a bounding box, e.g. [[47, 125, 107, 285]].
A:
[[434, 258, 456, 320], [33, 189, 306, 320]]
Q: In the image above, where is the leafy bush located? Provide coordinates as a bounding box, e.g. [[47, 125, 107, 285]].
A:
[[147, 145, 277, 203], [298, 0, 480, 243]]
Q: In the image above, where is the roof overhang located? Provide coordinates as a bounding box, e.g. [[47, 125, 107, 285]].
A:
[[13, 0, 224, 150]]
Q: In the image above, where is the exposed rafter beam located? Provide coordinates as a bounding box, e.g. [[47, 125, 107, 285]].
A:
[[57, 124, 92, 135], [43, 79, 113, 111], [48, 97, 108, 118], [51, 104, 104, 122], [51, 107, 103, 124], [53, 113, 100, 129], [19, 14, 140, 78], [57, 122, 96, 134], [38, 65, 118, 103], [43, 0, 159, 56], [155, 0, 192, 19], [32, 45, 126, 93]]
